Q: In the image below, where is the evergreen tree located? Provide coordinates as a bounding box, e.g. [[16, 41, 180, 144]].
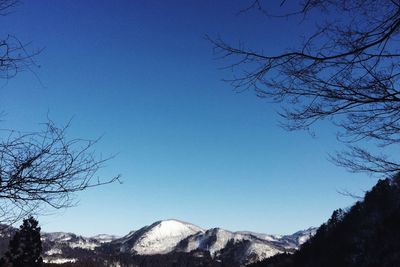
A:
[[4, 217, 43, 267]]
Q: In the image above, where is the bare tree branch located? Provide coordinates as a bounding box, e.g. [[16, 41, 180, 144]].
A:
[[0, 0, 120, 224], [210, 0, 400, 176], [0, 121, 121, 224], [0, 1, 41, 80]]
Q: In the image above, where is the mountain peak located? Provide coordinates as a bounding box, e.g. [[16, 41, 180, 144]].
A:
[[118, 219, 204, 255], [32, 220, 316, 266], [152, 219, 202, 228]]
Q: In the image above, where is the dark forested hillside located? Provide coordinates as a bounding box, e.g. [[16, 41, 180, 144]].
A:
[[43, 250, 225, 267], [248, 174, 400, 267]]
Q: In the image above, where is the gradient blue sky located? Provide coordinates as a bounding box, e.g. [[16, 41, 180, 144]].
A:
[[0, 0, 377, 236]]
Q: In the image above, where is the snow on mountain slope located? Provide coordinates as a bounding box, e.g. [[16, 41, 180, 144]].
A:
[[176, 227, 294, 265], [43, 258, 77, 264], [42, 232, 101, 250], [117, 219, 204, 255], [41, 231, 118, 264], [236, 231, 281, 242], [279, 227, 317, 249], [291, 227, 317, 245], [217, 238, 287, 265], [91, 234, 119, 243], [43, 232, 74, 242], [244, 241, 284, 262], [177, 228, 249, 256]]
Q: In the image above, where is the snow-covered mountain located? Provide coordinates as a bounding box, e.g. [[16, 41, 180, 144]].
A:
[[41, 232, 119, 264], [0, 219, 316, 266], [42, 231, 119, 250], [279, 227, 317, 249], [114, 219, 204, 255], [173, 227, 286, 264], [106, 219, 316, 265]]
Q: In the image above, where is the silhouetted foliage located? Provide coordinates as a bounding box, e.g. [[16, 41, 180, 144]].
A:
[[2, 217, 42, 267], [210, 0, 400, 177], [248, 173, 400, 267]]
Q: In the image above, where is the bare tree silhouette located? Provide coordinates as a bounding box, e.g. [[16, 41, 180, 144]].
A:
[[0, 122, 120, 224], [209, 0, 400, 177], [0, 1, 40, 80], [0, 0, 120, 224]]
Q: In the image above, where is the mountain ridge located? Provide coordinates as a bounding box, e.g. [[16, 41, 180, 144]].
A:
[[39, 219, 315, 266], [0, 219, 316, 266]]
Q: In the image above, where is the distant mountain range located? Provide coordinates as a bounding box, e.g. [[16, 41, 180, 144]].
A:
[[11, 219, 315, 266]]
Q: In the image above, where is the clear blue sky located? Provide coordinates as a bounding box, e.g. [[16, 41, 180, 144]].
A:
[[0, 0, 377, 236]]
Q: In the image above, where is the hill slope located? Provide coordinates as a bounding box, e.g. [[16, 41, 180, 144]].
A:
[[249, 174, 400, 267]]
